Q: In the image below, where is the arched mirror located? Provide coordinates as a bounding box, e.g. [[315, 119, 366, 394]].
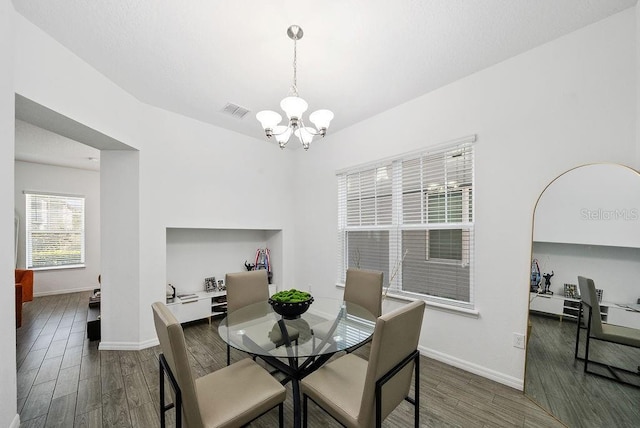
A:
[[525, 164, 640, 427]]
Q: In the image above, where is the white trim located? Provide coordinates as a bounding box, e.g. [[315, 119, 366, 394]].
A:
[[23, 190, 85, 198], [9, 414, 20, 428], [99, 337, 159, 351], [335, 283, 479, 317], [32, 264, 86, 272], [33, 285, 96, 297], [419, 345, 524, 390], [139, 337, 160, 349], [335, 134, 477, 175], [424, 299, 479, 317]]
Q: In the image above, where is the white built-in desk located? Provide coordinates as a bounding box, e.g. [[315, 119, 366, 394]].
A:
[[166, 284, 277, 324], [529, 292, 640, 329], [607, 304, 640, 329], [166, 290, 227, 324]]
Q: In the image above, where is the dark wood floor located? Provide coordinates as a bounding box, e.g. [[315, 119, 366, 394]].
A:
[[16, 292, 563, 427], [525, 313, 640, 428]]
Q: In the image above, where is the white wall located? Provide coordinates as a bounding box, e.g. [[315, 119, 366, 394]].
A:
[[532, 164, 640, 305], [14, 159, 101, 295], [100, 150, 140, 348], [293, 9, 638, 388], [166, 228, 282, 294], [533, 164, 640, 248], [532, 242, 640, 303], [1, 1, 18, 426], [13, 11, 297, 350]]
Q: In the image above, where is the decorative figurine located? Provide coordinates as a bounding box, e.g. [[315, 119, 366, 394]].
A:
[[542, 271, 554, 294], [245, 261, 255, 271], [530, 259, 541, 292]]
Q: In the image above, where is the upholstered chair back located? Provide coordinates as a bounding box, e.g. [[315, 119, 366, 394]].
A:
[[344, 268, 384, 318], [358, 300, 425, 427], [578, 276, 604, 336], [225, 270, 270, 312]]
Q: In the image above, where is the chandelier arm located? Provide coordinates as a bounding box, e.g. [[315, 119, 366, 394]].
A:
[[272, 128, 292, 137], [297, 121, 323, 136]]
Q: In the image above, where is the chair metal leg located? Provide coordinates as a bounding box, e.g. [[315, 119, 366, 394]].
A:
[[574, 302, 582, 359], [159, 358, 166, 428], [414, 353, 420, 428], [227, 343, 231, 366], [584, 307, 592, 374], [375, 350, 420, 428], [159, 354, 182, 428], [302, 395, 308, 428], [279, 402, 284, 428]]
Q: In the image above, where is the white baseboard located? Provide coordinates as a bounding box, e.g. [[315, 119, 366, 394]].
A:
[[140, 337, 159, 349], [99, 337, 159, 351], [419, 345, 524, 391], [9, 414, 20, 428], [34, 286, 96, 297]]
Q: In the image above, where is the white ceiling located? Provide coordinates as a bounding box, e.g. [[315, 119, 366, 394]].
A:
[[13, 0, 637, 162], [15, 119, 101, 171]]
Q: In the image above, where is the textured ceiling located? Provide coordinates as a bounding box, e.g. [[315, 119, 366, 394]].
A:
[[15, 119, 101, 171], [13, 0, 638, 154]]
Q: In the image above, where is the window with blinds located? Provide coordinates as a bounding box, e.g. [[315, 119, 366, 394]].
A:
[[337, 137, 475, 307], [25, 192, 86, 269]]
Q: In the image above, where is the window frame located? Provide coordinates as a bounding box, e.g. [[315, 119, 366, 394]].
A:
[[24, 191, 86, 271], [337, 135, 475, 309]]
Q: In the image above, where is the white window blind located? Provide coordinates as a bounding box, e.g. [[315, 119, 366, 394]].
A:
[[337, 137, 475, 307], [25, 192, 86, 269]]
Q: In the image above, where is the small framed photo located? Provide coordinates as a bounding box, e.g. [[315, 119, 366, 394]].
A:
[[205, 276, 217, 292], [217, 279, 225, 291], [564, 283, 578, 299]]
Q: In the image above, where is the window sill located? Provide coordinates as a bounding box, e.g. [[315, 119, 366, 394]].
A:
[[31, 264, 86, 272], [335, 283, 480, 318]]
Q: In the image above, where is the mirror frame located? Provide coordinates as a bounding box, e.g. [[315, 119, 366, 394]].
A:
[[524, 162, 640, 425]]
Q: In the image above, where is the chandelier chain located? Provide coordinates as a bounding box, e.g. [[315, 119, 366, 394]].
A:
[[291, 37, 298, 96]]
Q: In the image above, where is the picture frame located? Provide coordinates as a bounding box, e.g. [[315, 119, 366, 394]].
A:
[[217, 279, 225, 291], [564, 283, 578, 299], [205, 276, 217, 292]]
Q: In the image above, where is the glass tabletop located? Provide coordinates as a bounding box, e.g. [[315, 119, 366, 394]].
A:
[[218, 298, 376, 359]]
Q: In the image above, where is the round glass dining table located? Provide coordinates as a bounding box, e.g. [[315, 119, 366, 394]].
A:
[[218, 298, 376, 428]]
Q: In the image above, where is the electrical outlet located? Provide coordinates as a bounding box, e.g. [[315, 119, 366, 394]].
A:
[[513, 333, 525, 349]]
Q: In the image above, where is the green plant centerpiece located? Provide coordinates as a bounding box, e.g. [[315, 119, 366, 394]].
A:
[[268, 289, 314, 319]]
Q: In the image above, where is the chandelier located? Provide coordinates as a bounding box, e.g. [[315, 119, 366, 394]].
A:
[[256, 25, 334, 150]]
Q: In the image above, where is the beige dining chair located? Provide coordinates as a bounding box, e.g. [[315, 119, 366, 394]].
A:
[[308, 268, 382, 351], [343, 268, 383, 352], [575, 276, 640, 387], [152, 302, 286, 428], [344, 268, 384, 317], [301, 299, 425, 428], [225, 270, 270, 364]]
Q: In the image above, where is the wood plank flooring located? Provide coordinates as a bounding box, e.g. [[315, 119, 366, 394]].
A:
[[525, 313, 640, 428], [16, 292, 563, 427]]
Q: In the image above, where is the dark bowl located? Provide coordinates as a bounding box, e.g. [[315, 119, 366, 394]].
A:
[[268, 296, 314, 319]]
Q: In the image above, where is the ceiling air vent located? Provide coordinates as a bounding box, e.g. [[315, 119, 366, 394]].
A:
[[221, 103, 250, 120]]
